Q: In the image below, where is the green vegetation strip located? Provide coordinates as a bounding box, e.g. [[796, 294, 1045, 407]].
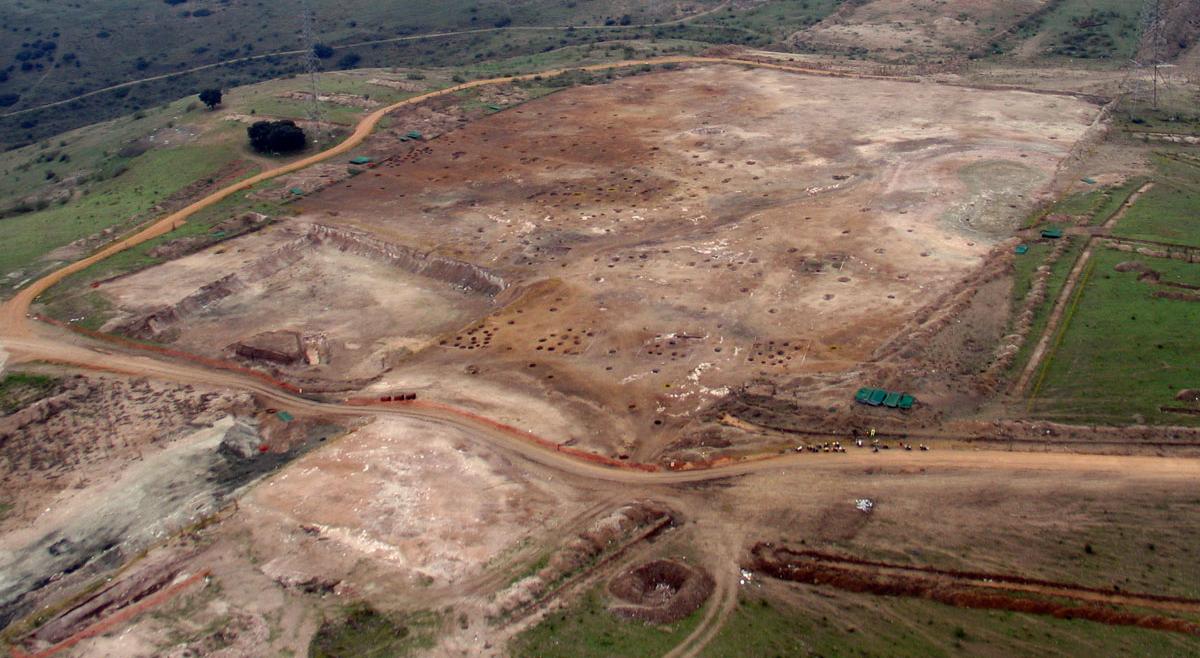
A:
[[1049, 178, 1147, 226], [1028, 257, 1094, 404], [1007, 238, 1087, 378], [701, 593, 1200, 657]]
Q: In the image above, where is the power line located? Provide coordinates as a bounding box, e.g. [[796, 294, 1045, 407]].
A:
[[1140, 0, 1166, 108], [300, 0, 326, 145]]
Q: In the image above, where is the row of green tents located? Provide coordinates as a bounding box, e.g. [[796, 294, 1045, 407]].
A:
[[855, 387, 915, 410]]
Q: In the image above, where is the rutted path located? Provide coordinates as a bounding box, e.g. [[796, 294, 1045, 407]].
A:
[[663, 539, 742, 658]]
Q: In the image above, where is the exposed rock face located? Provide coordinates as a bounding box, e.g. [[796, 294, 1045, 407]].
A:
[[232, 330, 303, 365], [308, 224, 506, 296]]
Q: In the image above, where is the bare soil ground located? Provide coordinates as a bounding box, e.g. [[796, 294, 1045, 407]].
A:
[[242, 416, 577, 590], [10, 63, 1181, 657], [89, 65, 1100, 460], [98, 224, 495, 384], [299, 67, 1094, 452], [0, 368, 357, 643], [39, 414, 612, 657], [0, 373, 252, 630]]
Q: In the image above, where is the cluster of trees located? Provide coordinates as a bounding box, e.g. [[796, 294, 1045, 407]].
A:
[[247, 120, 306, 154]]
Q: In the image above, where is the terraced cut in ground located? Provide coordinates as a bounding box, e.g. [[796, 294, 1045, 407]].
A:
[[93, 64, 1100, 459]]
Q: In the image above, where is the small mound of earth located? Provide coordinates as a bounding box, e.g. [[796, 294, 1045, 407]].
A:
[[608, 559, 713, 624]]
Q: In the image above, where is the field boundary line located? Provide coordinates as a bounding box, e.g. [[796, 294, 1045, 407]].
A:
[[1027, 257, 1094, 406]]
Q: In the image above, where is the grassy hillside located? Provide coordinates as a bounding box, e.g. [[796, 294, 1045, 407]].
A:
[[702, 592, 1200, 657], [995, 0, 1144, 61], [0, 0, 737, 149]]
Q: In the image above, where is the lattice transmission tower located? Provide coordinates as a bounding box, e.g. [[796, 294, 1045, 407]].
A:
[[1138, 0, 1167, 109], [300, 0, 326, 145]]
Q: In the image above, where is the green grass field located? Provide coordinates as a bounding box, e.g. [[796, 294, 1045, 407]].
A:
[[1111, 155, 1200, 248], [1029, 248, 1200, 425], [0, 66, 456, 299], [689, 0, 842, 42], [1050, 177, 1146, 226], [701, 591, 1200, 657], [0, 0, 729, 148], [510, 586, 705, 658]]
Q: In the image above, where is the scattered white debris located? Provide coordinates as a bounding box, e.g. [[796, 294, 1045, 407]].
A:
[[739, 569, 754, 585], [855, 498, 874, 514]]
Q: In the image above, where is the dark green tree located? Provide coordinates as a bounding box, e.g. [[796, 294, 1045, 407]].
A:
[[198, 88, 222, 109], [247, 120, 306, 154]]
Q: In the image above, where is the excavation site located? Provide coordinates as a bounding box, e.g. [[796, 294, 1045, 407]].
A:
[[94, 65, 1099, 460]]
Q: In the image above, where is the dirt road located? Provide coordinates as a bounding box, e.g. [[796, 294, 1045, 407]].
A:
[[1, 55, 1192, 486], [8, 325, 1200, 489]]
